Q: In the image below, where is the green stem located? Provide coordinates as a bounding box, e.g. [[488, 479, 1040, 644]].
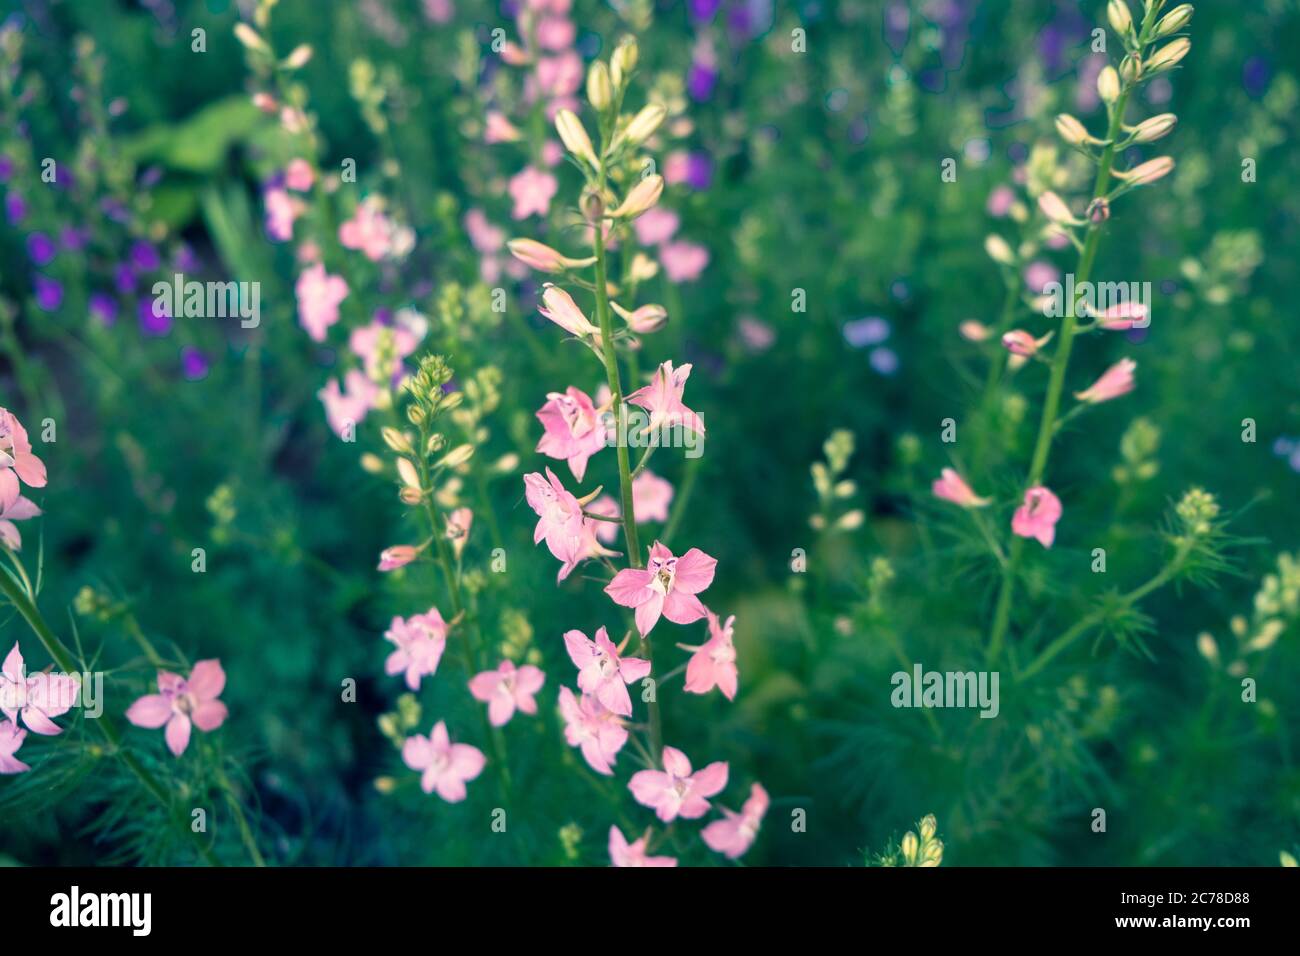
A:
[[987, 85, 1132, 664]]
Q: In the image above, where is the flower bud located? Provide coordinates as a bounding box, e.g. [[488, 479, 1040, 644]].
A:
[[1054, 113, 1102, 147], [1097, 65, 1120, 104], [506, 238, 595, 273], [984, 234, 1016, 266], [1086, 197, 1110, 223], [1146, 37, 1190, 73], [1107, 0, 1133, 37], [609, 174, 664, 219], [1001, 329, 1052, 357], [382, 426, 414, 455], [900, 831, 919, 865], [1153, 3, 1194, 38], [396, 457, 422, 489], [611, 301, 668, 333], [611, 36, 638, 88], [437, 444, 475, 470], [1119, 54, 1142, 84], [1196, 631, 1219, 664], [282, 44, 313, 70], [378, 545, 419, 571], [616, 103, 666, 149], [233, 23, 269, 54], [1130, 112, 1177, 142], [586, 60, 612, 112], [1115, 156, 1174, 185], [1037, 190, 1079, 224], [555, 109, 599, 169], [918, 815, 938, 842]]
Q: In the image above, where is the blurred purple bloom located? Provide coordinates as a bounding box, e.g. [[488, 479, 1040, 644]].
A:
[[130, 241, 161, 272], [138, 297, 173, 337], [869, 347, 900, 376], [5, 192, 26, 224], [89, 292, 118, 326], [0, 155, 12, 182], [689, 0, 722, 22], [59, 227, 89, 251], [181, 347, 210, 380], [34, 275, 63, 312], [1243, 57, 1271, 98], [843, 317, 891, 348], [26, 232, 56, 266], [114, 263, 136, 294], [688, 64, 718, 101]]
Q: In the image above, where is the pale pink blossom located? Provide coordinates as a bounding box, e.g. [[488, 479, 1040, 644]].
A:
[[605, 541, 716, 637], [609, 826, 677, 867], [536, 386, 607, 482], [632, 470, 673, 522], [0, 495, 41, 550], [339, 197, 401, 261], [285, 158, 315, 191], [986, 185, 1016, 217], [264, 187, 298, 241], [633, 207, 680, 246], [422, 0, 454, 24], [1023, 260, 1060, 294], [464, 209, 505, 254], [1011, 485, 1062, 548], [738, 317, 776, 352], [701, 783, 769, 859], [0, 718, 28, 774], [402, 721, 485, 802], [1094, 302, 1148, 330], [563, 626, 651, 717], [588, 495, 621, 545], [629, 745, 728, 822], [683, 611, 738, 700], [484, 111, 522, 144], [317, 370, 379, 437], [0, 642, 78, 735], [378, 545, 420, 571], [541, 139, 565, 166], [932, 468, 991, 508], [349, 319, 419, 382], [295, 263, 349, 342], [1001, 329, 1052, 357], [557, 686, 627, 774], [659, 240, 709, 283], [523, 468, 587, 581], [446, 507, 472, 560], [469, 660, 545, 726], [538, 284, 600, 338], [509, 166, 558, 219], [0, 409, 47, 511], [384, 608, 448, 691], [536, 16, 575, 51], [626, 361, 705, 436], [1075, 358, 1137, 404], [536, 51, 582, 97], [126, 660, 228, 757], [959, 320, 993, 342]]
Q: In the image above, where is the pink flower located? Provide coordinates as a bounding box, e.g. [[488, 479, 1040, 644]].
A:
[[536, 51, 582, 97], [701, 783, 769, 859], [588, 495, 621, 544], [605, 541, 716, 637], [317, 370, 379, 437], [469, 660, 545, 726], [464, 209, 505, 254], [1023, 260, 1061, 294], [0, 642, 79, 735], [1011, 485, 1062, 548], [557, 686, 627, 775], [264, 187, 298, 241], [633, 207, 680, 246], [563, 626, 651, 717], [509, 166, 558, 219], [625, 361, 705, 436], [402, 721, 485, 802], [986, 185, 1015, 217], [484, 111, 522, 144], [339, 197, 399, 261], [659, 240, 709, 283], [536, 16, 575, 51], [523, 468, 586, 581], [446, 507, 472, 560], [126, 660, 228, 757], [1094, 302, 1148, 330], [632, 470, 673, 523], [0, 495, 41, 550], [285, 158, 315, 191], [931, 468, 991, 508], [738, 317, 775, 352], [609, 826, 677, 867], [535, 386, 607, 482], [538, 284, 600, 338], [384, 608, 448, 691], [349, 319, 419, 382], [0, 718, 29, 774], [959, 320, 993, 342], [629, 745, 728, 822], [295, 263, 349, 342], [0, 409, 47, 511], [1001, 329, 1051, 357], [1075, 358, 1137, 404], [378, 545, 420, 571], [683, 611, 738, 700]]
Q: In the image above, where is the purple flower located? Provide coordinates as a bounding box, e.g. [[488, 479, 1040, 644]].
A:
[[689, 0, 722, 22], [59, 227, 89, 251], [869, 347, 900, 376], [683, 152, 713, 191], [688, 64, 718, 101], [843, 316, 891, 348], [130, 241, 160, 272], [89, 292, 118, 326], [138, 297, 173, 337], [181, 347, 209, 380], [114, 263, 136, 294], [0, 155, 12, 182], [26, 232, 56, 267], [34, 275, 63, 312], [5, 193, 26, 224]]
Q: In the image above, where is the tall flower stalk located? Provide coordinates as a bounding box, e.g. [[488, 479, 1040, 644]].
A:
[[983, 0, 1193, 664]]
